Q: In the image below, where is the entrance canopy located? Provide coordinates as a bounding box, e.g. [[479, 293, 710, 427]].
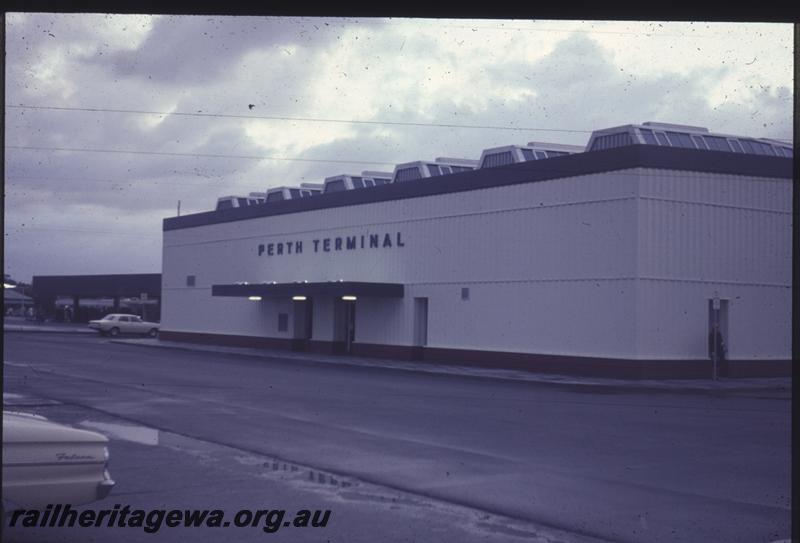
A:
[[212, 281, 404, 299]]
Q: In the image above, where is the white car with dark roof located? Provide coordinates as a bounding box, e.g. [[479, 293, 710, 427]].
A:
[[88, 314, 160, 337]]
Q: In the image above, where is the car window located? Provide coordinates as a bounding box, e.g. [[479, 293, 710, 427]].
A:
[[119, 316, 130, 322], [105, 316, 116, 321], [132, 316, 142, 322]]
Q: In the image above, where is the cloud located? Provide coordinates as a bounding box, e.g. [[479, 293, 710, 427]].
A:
[[3, 16, 793, 281], [94, 15, 340, 85]]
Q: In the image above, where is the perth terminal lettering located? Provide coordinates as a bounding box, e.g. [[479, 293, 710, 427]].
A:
[[8, 504, 331, 534], [258, 232, 405, 257]]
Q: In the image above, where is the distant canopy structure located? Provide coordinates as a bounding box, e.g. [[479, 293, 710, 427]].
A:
[[31, 274, 162, 322]]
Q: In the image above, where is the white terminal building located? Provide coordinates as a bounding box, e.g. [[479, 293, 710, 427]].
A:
[[161, 122, 792, 378]]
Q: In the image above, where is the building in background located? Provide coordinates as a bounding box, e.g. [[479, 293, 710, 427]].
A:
[[159, 122, 792, 378], [4, 289, 35, 317], [32, 274, 162, 323]]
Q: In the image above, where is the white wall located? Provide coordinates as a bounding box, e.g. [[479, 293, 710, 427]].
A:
[[635, 281, 790, 360], [354, 297, 408, 346], [162, 170, 638, 287], [401, 282, 636, 357], [162, 166, 791, 360], [163, 170, 640, 356], [160, 288, 295, 338], [635, 169, 791, 359]]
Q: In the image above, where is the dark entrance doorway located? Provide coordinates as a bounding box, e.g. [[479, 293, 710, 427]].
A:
[[708, 298, 729, 378], [333, 298, 356, 355], [291, 297, 313, 351]]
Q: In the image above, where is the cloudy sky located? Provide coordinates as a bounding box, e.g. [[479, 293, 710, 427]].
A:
[[3, 14, 793, 282]]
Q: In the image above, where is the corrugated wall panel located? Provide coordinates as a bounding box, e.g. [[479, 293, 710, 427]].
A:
[[162, 173, 640, 287], [416, 281, 636, 357], [162, 171, 640, 351], [162, 165, 789, 360], [638, 200, 791, 285], [636, 281, 790, 360], [163, 199, 637, 289], [639, 169, 790, 211], [161, 289, 293, 338], [636, 170, 791, 360]]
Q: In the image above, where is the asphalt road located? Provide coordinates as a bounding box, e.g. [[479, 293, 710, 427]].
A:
[[3, 333, 792, 542]]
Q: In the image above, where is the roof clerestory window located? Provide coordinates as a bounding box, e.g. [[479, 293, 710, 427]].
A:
[[639, 128, 658, 145], [691, 135, 708, 150], [654, 132, 669, 146], [728, 139, 744, 153], [325, 179, 347, 192], [394, 167, 422, 182], [482, 151, 514, 168], [666, 132, 695, 149], [702, 136, 731, 152]]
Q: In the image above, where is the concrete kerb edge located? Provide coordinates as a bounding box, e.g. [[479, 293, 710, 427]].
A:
[[108, 338, 293, 364], [4, 328, 95, 334], [107, 339, 791, 394]]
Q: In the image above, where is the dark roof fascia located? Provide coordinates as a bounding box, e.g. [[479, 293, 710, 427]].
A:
[[164, 146, 792, 232], [32, 274, 162, 298], [212, 282, 404, 298]]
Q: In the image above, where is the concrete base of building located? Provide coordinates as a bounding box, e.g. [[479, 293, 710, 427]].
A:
[[158, 331, 791, 379], [159, 330, 294, 351]]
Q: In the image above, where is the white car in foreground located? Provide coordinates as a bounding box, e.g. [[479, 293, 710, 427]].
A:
[[2, 411, 115, 508], [88, 313, 160, 337]]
